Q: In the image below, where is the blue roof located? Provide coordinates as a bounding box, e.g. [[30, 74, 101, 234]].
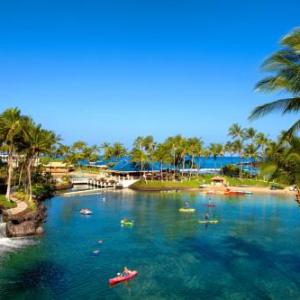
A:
[[82, 156, 256, 172]]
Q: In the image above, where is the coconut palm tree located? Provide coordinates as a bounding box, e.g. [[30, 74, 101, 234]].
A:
[[0, 108, 23, 199], [186, 137, 203, 179], [164, 135, 183, 180], [244, 127, 257, 144], [250, 28, 300, 137], [228, 123, 245, 141], [56, 144, 70, 159], [243, 144, 259, 177], [255, 132, 269, 159], [111, 143, 127, 159], [208, 143, 224, 170], [22, 119, 59, 203], [83, 145, 100, 163], [153, 143, 172, 181], [231, 140, 244, 178], [261, 135, 300, 186], [224, 141, 234, 157]]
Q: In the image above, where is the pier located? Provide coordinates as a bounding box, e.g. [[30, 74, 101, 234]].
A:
[[70, 176, 138, 189]]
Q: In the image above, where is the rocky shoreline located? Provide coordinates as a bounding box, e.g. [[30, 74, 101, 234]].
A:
[[2, 201, 47, 237]]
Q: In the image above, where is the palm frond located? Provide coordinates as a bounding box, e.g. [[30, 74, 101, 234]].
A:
[[282, 119, 300, 139], [282, 28, 300, 51], [249, 98, 300, 120]]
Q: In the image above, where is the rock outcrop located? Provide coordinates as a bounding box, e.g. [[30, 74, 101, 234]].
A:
[[3, 204, 47, 237]]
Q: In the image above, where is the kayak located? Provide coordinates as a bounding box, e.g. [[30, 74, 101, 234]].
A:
[[109, 270, 138, 286], [121, 220, 134, 226], [198, 220, 219, 224], [179, 208, 195, 213], [224, 190, 252, 195], [224, 191, 244, 195]]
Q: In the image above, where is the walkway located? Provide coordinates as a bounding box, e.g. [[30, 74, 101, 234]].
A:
[[5, 196, 28, 216]]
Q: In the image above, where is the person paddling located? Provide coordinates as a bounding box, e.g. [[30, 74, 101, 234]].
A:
[[117, 266, 130, 277], [205, 212, 210, 221]]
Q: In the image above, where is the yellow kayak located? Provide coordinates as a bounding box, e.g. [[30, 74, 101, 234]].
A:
[[179, 208, 195, 213], [198, 220, 219, 224], [121, 220, 134, 226]]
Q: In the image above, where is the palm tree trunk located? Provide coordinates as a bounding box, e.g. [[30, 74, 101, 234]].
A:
[[27, 158, 34, 203], [18, 162, 24, 187], [181, 155, 185, 179], [5, 147, 14, 200], [239, 152, 243, 178], [173, 158, 175, 181], [197, 157, 200, 177], [189, 155, 194, 180], [151, 160, 154, 181]]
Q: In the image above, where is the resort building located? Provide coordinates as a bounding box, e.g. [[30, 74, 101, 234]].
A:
[[44, 162, 73, 178]]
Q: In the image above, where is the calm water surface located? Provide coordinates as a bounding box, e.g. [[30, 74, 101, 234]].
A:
[[0, 190, 300, 300]]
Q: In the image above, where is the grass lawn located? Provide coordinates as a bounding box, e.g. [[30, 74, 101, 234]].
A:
[[130, 175, 277, 191], [0, 194, 17, 209]]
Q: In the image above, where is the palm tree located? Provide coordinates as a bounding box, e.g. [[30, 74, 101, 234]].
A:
[[22, 119, 59, 203], [153, 143, 172, 181], [83, 145, 100, 163], [255, 132, 269, 159], [224, 141, 234, 157], [111, 143, 127, 159], [243, 144, 259, 177], [56, 144, 70, 159], [261, 135, 300, 186], [141, 137, 156, 179], [244, 127, 257, 144], [208, 143, 224, 170], [164, 135, 183, 180], [231, 140, 244, 178], [228, 123, 246, 177], [0, 108, 22, 199], [186, 137, 203, 180], [131, 148, 147, 175], [228, 123, 245, 141], [177, 137, 188, 178], [132, 136, 146, 172], [250, 28, 300, 137]]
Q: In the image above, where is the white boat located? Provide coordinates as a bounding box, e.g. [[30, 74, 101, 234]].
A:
[[80, 208, 93, 215]]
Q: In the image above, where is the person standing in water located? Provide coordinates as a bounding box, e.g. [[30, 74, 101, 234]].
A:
[[205, 212, 209, 220], [184, 201, 190, 208]]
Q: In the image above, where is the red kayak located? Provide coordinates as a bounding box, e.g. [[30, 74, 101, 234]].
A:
[[109, 270, 138, 286], [224, 191, 246, 195]]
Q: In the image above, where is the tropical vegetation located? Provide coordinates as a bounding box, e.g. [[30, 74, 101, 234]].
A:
[[0, 108, 59, 207], [250, 27, 300, 189]]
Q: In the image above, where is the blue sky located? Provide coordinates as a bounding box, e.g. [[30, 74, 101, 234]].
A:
[[0, 0, 299, 146]]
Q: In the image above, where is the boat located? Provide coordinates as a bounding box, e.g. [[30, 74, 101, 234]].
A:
[[198, 220, 219, 224], [121, 219, 134, 227], [80, 208, 93, 215], [224, 189, 251, 195], [179, 208, 195, 213], [109, 270, 138, 286]]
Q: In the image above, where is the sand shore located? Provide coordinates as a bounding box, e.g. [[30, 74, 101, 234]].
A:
[[199, 185, 296, 196]]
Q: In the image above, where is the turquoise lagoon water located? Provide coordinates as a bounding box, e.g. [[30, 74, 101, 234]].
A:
[[0, 191, 300, 299]]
